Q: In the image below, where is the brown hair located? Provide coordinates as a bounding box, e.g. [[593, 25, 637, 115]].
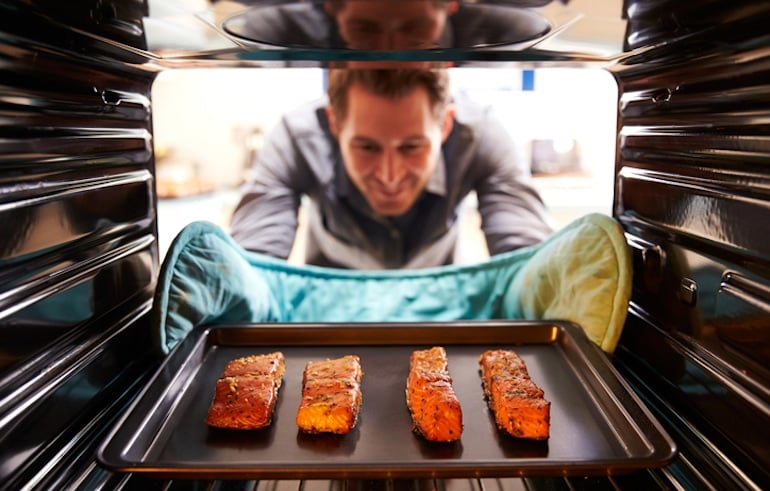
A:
[[327, 68, 451, 122]]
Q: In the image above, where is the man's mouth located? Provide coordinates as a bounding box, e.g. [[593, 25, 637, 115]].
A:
[[372, 185, 409, 203], [377, 187, 402, 198]]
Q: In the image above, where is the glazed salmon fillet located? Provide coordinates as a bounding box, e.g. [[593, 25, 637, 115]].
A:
[[406, 347, 463, 442], [478, 349, 550, 440], [206, 352, 285, 430], [296, 355, 363, 434]]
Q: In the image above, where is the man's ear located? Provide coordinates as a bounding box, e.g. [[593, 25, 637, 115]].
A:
[[325, 105, 339, 137], [441, 103, 456, 142]]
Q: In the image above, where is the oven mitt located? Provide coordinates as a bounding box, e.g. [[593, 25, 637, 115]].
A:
[[152, 213, 631, 355], [501, 213, 632, 352], [152, 224, 282, 355]]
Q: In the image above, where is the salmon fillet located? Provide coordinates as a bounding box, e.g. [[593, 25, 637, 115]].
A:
[[206, 351, 285, 430], [478, 349, 550, 440], [406, 346, 463, 442], [296, 355, 363, 434]]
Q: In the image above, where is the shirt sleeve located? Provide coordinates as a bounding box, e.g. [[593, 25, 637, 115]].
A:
[[469, 107, 554, 254], [229, 116, 305, 258]]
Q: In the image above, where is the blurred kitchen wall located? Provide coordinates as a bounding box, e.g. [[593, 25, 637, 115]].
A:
[[152, 68, 326, 190]]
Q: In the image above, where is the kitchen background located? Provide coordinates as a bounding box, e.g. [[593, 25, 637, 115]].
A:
[[152, 66, 618, 262]]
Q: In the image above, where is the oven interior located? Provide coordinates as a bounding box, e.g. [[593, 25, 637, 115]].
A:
[[1, 0, 769, 489]]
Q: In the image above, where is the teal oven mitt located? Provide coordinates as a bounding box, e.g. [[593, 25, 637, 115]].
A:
[[152, 223, 282, 354], [152, 213, 631, 355]]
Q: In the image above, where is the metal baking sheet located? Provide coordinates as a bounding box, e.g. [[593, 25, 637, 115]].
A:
[[97, 321, 676, 479]]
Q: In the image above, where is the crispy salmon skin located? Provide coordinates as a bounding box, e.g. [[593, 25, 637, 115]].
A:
[[206, 351, 285, 430], [478, 349, 550, 440], [406, 347, 463, 442], [296, 355, 363, 434]]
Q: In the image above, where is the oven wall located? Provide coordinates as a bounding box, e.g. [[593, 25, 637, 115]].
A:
[[0, 2, 160, 489], [612, 1, 770, 489], [1, 1, 769, 490]]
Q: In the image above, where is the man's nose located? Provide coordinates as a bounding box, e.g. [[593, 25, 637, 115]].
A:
[[375, 150, 406, 186], [374, 31, 403, 50]]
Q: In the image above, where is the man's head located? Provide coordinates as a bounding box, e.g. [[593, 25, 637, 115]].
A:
[[325, 0, 459, 50], [326, 68, 455, 217]]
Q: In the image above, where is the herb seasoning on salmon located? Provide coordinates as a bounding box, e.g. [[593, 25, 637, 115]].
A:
[[205, 351, 285, 430], [478, 349, 550, 440], [296, 355, 363, 434], [406, 346, 463, 442]]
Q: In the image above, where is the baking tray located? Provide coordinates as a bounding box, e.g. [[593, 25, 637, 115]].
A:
[[97, 321, 676, 479]]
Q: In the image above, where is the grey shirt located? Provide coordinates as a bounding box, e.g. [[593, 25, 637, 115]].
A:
[[230, 95, 553, 269]]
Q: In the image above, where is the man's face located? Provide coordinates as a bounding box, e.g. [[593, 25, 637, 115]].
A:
[[328, 83, 454, 217], [330, 0, 457, 50]]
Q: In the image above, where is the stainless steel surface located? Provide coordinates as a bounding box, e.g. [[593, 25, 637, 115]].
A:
[[221, 2, 552, 50], [42, 0, 629, 67], [98, 321, 675, 480], [611, 3, 770, 487], [2, 0, 770, 488], [0, 3, 160, 488]]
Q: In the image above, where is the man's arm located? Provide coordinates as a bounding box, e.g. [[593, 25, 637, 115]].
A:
[[469, 110, 554, 254], [229, 118, 305, 258]]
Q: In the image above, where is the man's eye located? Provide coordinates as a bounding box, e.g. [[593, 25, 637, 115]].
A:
[[347, 22, 380, 37], [399, 143, 423, 154], [354, 142, 380, 153], [402, 20, 433, 37]]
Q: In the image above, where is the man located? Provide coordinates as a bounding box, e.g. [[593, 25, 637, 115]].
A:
[[324, 0, 458, 50], [230, 0, 549, 52], [229, 68, 552, 269]]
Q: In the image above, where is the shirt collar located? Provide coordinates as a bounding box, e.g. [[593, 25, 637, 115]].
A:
[[334, 150, 353, 197], [425, 151, 447, 196]]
